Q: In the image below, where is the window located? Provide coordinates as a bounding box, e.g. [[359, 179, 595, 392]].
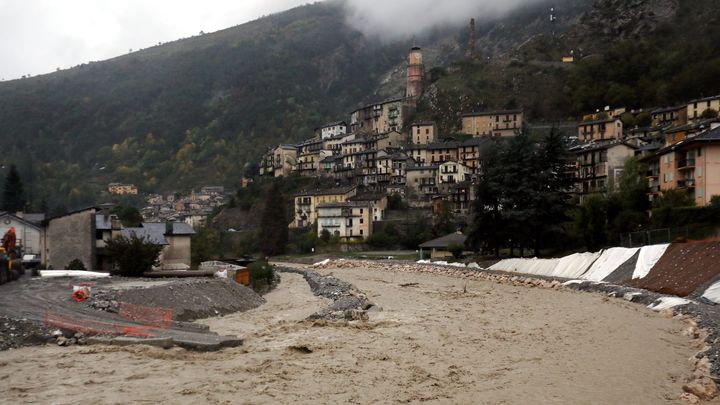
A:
[[360, 230, 364, 235], [697, 167, 703, 177], [698, 147, 703, 157], [360, 218, 364, 224], [697, 188, 703, 199], [425, 129, 430, 134]]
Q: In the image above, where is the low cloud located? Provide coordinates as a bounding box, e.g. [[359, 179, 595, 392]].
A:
[[342, 0, 545, 40]]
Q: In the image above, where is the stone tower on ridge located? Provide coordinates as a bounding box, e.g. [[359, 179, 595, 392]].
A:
[[465, 18, 477, 59], [406, 46, 425, 99]]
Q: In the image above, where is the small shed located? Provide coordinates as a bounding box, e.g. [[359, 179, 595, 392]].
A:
[[419, 231, 468, 259]]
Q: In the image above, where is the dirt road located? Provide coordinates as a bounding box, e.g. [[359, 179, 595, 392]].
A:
[[0, 265, 703, 404]]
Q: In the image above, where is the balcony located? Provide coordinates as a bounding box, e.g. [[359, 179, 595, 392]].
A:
[[677, 159, 696, 170], [646, 169, 660, 178], [677, 178, 696, 189]]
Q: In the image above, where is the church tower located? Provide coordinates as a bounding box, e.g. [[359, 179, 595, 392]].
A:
[[465, 18, 477, 59], [406, 47, 425, 99]]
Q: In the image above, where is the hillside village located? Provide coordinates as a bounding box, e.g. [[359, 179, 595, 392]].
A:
[[258, 43, 720, 244]]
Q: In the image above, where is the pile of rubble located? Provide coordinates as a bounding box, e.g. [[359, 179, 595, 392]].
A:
[[52, 330, 89, 347], [0, 316, 53, 350]]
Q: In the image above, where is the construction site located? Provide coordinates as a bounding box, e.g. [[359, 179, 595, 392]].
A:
[[0, 241, 720, 403]]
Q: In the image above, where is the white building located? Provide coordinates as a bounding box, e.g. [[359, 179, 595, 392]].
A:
[[0, 212, 44, 256], [318, 121, 348, 140]]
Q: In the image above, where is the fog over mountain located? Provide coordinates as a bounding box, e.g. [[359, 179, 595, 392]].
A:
[[342, 0, 547, 39]]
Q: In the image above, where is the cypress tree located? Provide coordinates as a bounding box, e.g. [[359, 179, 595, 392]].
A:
[[2, 165, 26, 213], [258, 182, 288, 256]]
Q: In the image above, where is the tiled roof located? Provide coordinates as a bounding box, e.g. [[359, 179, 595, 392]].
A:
[[461, 109, 523, 117], [419, 232, 467, 249]]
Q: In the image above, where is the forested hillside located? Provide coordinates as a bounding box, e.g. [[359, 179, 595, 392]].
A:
[[2, 0, 718, 212], [419, 0, 720, 131]]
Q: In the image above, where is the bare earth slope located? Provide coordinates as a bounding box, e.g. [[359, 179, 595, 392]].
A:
[[0, 266, 702, 404]]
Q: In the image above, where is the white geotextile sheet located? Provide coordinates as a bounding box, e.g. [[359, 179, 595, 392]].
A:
[[489, 258, 560, 277], [632, 244, 670, 280], [647, 297, 691, 311], [551, 252, 602, 279], [702, 281, 720, 304], [40, 270, 110, 278], [581, 247, 640, 282]]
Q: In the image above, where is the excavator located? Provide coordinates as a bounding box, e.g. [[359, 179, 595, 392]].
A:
[[0, 227, 24, 285]]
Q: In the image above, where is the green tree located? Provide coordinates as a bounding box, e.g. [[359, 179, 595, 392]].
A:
[[652, 188, 695, 209], [258, 182, 288, 256], [111, 204, 143, 227], [574, 195, 608, 251], [2, 165, 26, 212], [702, 108, 719, 119], [447, 242, 465, 259], [191, 227, 222, 266], [467, 142, 508, 256], [105, 235, 164, 277]]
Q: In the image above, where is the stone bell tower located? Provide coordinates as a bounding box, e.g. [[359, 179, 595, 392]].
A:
[[406, 46, 425, 99]]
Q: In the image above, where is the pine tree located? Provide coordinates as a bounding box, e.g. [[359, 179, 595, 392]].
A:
[[2, 165, 26, 213], [258, 182, 288, 256]]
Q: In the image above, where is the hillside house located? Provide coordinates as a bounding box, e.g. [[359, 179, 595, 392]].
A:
[[411, 121, 438, 145], [317, 121, 347, 139], [438, 160, 472, 185], [108, 183, 138, 195], [577, 117, 624, 142], [290, 186, 358, 229], [651, 106, 687, 129], [461, 110, 523, 137], [644, 125, 720, 206], [572, 142, 637, 200], [688, 96, 720, 122], [316, 201, 373, 242]]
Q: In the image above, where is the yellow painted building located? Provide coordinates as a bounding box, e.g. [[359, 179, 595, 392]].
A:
[[290, 186, 357, 229], [687, 96, 720, 122], [461, 110, 523, 137], [108, 183, 138, 195]]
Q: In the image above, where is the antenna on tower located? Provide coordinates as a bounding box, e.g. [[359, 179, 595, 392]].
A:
[[550, 6, 557, 37]]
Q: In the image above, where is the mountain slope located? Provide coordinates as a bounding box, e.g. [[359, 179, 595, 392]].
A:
[[4, 0, 714, 211]]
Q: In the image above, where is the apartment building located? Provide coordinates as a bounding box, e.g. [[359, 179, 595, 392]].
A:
[[290, 187, 358, 229], [648, 125, 720, 206], [410, 121, 438, 145], [461, 110, 523, 137], [577, 117, 624, 142], [316, 201, 373, 242], [406, 165, 439, 198], [572, 142, 637, 199], [348, 194, 388, 222], [350, 98, 414, 135]]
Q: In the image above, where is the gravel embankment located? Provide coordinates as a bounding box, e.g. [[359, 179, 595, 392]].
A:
[[277, 266, 376, 321], [88, 278, 266, 322]]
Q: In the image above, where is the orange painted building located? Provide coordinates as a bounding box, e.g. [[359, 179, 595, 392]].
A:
[[647, 125, 720, 206]]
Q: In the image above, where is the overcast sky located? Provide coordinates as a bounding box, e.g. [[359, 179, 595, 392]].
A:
[[0, 0, 309, 80], [0, 0, 540, 81]]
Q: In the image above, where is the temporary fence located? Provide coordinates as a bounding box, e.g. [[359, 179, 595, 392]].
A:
[[44, 302, 173, 337]]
